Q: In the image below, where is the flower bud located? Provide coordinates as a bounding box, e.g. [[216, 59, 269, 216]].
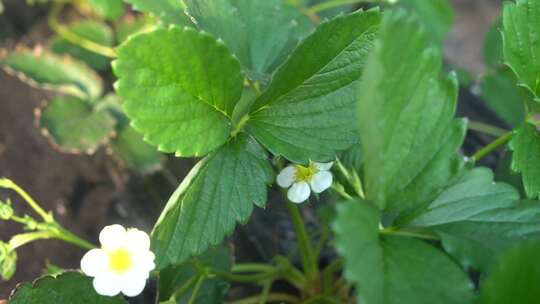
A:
[[0, 242, 16, 281], [0, 200, 13, 220]]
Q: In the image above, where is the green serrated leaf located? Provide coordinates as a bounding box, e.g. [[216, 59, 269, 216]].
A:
[[509, 122, 540, 199], [502, 0, 540, 97], [87, 0, 124, 20], [114, 26, 244, 157], [479, 240, 540, 304], [159, 246, 232, 303], [246, 9, 381, 164], [0, 48, 103, 100], [334, 201, 474, 304], [483, 17, 503, 67], [38, 96, 116, 154], [479, 67, 525, 127], [51, 21, 113, 71], [123, 0, 193, 27], [9, 271, 126, 303], [185, 0, 313, 81], [397, 0, 454, 46], [151, 134, 272, 268], [401, 168, 540, 272], [358, 11, 466, 211]]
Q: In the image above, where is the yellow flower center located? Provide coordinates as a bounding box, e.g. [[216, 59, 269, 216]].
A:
[[295, 163, 317, 182], [108, 248, 133, 274]]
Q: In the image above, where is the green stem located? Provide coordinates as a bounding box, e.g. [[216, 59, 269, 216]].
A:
[[213, 270, 277, 283], [322, 258, 343, 295], [468, 121, 508, 137], [48, 3, 117, 58], [169, 275, 200, 302], [259, 280, 273, 304], [229, 293, 299, 304], [187, 274, 206, 304], [470, 131, 513, 162], [0, 178, 52, 222], [232, 263, 276, 273], [379, 227, 440, 241], [8, 231, 56, 250], [286, 204, 318, 282], [54, 225, 96, 250]]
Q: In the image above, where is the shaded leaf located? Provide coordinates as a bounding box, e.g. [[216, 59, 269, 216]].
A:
[[334, 201, 474, 304], [509, 122, 540, 199], [111, 126, 163, 173], [247, 9, 382, 163], [402, 168, 540, 272], [358, 11, 466, 211], [479, 67, 525, 127], [483, 17, 503, 67], [502, 0, 540, 97], [398, 0, 454, 46], [37, 96, 116, 154], [479, 240, 540, 304], [87, 0, 124, 20], [9, 271, 126, 304], [123, 0, 193, 27], [185, 0, 313, 81], [159, 246, 232, 303], [0, 48, 103, 100], [114, 26, 243, 157], [151, 134, 272, 268], [51, 21, 113, 71]]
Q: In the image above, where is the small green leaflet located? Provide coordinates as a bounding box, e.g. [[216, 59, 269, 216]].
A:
[[87, 0, 124, 20], [502, 0, 540, 97], [401, 168, 540, 272], [123, 0, 193, 27], [114, 26, 243, 157], [479, 240, 540, 304], [247, 9, 381, 163], [357, 10, 466, 211], [111, 126, 163, 173], [397, 0, 454, 46], [151, 134, 272, 268], [483, 18, 503, 67], [38, 96, 116, 154], [334, 201, 474, 304], [159, 246, 232, 303], [0, 48, 103, 100], [9, 271, 126, 304], [479, 67, 525, 127], [185, 0, 313, 82], [51, 21, 113, 71], [509, 122, 540, 199]]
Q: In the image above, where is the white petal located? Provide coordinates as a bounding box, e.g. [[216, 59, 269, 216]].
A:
[[126, 228, 150, 251], [287, 182, 311, 203], [120, 276, 147, 297], [132, 250, 156, 273], [310, 171, 333, 193], [277, 166, 296, 188], [80, 249, 108, 277], [99, 224, 127, 250], [93, 274, 122, 297], [314, 162, 334, 171]]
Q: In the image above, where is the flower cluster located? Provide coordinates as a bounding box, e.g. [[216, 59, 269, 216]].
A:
[[81, 225, 155, 297]]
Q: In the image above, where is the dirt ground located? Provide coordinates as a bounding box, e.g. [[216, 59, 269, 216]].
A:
[[0, 0, 502, 300]]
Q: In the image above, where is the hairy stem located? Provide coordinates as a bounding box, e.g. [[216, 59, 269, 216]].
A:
[[48, 3, 117, 58], [379, 227, 440, 241], [187, 274, 206, 304], [286, 204, 318, 282], [470, 131, 513, 162], [468, 120, 508, 137], [0, 178, 52, 222]]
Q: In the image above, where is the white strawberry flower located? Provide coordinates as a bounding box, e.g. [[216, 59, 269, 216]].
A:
[[80, 224, 155, 297], [277, 161, 333, 203]]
